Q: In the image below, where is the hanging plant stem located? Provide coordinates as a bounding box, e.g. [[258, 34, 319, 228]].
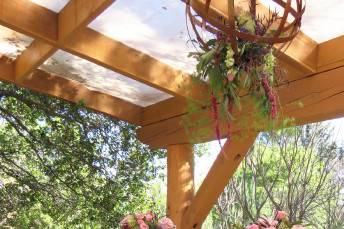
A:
[[211, 92, 222, 149], [261, 75, 277, 119]]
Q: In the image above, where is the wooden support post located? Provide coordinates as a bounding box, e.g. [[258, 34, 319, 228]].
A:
[[167, 144, 194, 228], [182, 132, 257, 229]]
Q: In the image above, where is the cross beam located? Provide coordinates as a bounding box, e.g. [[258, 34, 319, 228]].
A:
[[137, 62, 344, 148], [15, 40, 56, 83], [0, 57, 142, 125], [13, 0, 115, 83]]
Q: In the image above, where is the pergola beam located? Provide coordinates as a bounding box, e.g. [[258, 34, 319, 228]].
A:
[[13, 0, 115, 83], [14, 40, 56, 83], [58, 0, 115, 42], [140, 59, 307, 127], [137, 64, 344, 148], [0, 0, 58, 83], [0, 0, 58, 42], [0, 58, 142, 125], [63, 28, 209, 99], [317, 35, 344, 72], [181, 132, 258, 228]]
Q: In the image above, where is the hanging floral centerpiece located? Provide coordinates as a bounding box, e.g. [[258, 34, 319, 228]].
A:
[[120, 211, 176, 229], [185, 0, 304, 143]]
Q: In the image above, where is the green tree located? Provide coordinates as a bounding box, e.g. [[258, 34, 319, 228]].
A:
[[213, 124, 344, 229], [0, 82, 164, 228]]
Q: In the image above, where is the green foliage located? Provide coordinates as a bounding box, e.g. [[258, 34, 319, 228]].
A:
[[0, 81, 165, 228], [212, 123, 344, 229], [196, 49, 216, 73], [237, 13, 255, 34]]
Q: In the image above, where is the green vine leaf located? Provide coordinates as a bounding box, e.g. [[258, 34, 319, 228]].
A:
[[208, 66, 222, 95], [237, 13, 255, 34], [196, 49, 216, 73]]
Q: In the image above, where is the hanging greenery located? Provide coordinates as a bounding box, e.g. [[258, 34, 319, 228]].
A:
[[189, 13, 278, 142], [186, 0, 304, 144]]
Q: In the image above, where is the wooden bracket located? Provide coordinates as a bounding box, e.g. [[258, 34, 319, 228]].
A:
[[181, 132, 258, 228]]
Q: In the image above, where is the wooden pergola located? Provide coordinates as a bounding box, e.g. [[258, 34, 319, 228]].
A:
[[0, 0, 343, 228]]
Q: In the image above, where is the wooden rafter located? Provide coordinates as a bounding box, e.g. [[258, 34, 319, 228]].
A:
[[140, 59, 306, 127], [0, 0, 58, 42], [15, 40, 56, 83], [0, 57, 142, 125], [1, 0, 145, 124], [317, 35, 344, 72], [181, 132, 258, 228], [63, 28, 209, 99], [3, 0, 58, 83], [141, 97, 188, 126], [58, 0, 115, 42], [281, 66, 344, 126], [13, 0, 115, 83]]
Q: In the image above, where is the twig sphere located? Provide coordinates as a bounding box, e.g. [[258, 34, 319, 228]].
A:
[[185, 0, 304, 52]]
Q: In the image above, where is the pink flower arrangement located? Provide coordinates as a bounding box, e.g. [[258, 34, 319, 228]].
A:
[[120, 212, 175, 229], [247, 224, 259, 229], [276, 211, 287, 220], [158, 217, 175, 229], [291, 226, 306, 229], [246, 210, 306, 229], [145, 211, 155, 222]]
